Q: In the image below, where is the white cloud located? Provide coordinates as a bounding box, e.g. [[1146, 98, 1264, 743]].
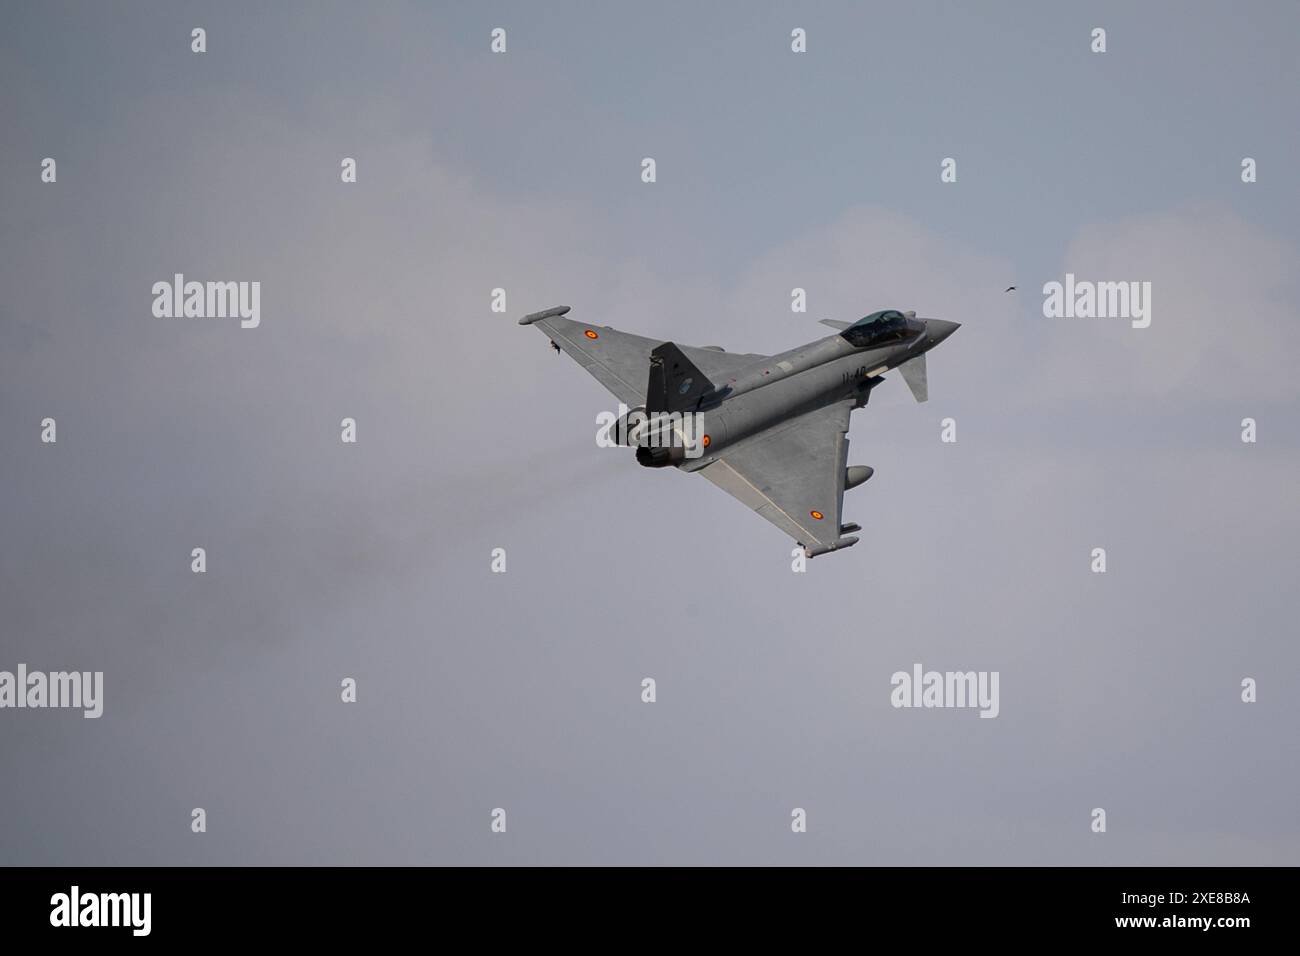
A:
[[1035, 206, 1300, 403]]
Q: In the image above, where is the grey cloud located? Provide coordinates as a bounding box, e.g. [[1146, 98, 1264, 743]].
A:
[[1, 1, 1297, 865]]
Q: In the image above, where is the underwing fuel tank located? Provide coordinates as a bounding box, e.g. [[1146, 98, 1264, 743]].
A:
[[845, 466, 874, 490]]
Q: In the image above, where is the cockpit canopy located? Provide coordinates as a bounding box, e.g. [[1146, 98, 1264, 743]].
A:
[[839, 309, 922, 350]]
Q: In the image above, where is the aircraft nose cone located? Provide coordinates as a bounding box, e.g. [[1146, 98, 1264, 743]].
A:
[[928, 319, 961, 345]]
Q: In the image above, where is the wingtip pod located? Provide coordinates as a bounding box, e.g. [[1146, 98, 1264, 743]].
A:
[[803, 535, 859, 559], [518, 305, 572, 325]]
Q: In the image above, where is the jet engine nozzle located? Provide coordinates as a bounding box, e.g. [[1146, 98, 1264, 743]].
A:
[[635, 444, 686, 468], [609, 406, 647, 446], [621, 407, 702, 467]]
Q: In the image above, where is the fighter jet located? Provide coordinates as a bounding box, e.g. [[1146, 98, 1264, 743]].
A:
[[519, 305, 960, 557]]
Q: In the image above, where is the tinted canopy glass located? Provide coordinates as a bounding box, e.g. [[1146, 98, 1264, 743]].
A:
[[840, 309, 917, 349]]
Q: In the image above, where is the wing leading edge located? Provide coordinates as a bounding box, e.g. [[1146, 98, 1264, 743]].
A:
[[522, 308, 767, 407], [697, 399, 860, 556]]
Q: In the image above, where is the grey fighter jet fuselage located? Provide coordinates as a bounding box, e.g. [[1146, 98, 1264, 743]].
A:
[[520, 306, 960, 557]]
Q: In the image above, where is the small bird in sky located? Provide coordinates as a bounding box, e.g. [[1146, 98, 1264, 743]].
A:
[[1004, 285, 1016, 293]]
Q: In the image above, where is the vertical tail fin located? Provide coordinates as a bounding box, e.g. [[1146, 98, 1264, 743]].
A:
[[646, 342, 718, 413]]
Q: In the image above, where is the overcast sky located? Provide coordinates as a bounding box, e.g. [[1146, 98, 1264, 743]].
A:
[[1, 1, 1297, 865]]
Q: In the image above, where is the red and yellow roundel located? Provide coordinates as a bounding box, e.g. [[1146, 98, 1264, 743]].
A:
[[701, 434, 711, 448], [584, 329, 599, 339], [810, 510, 824, 520]]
